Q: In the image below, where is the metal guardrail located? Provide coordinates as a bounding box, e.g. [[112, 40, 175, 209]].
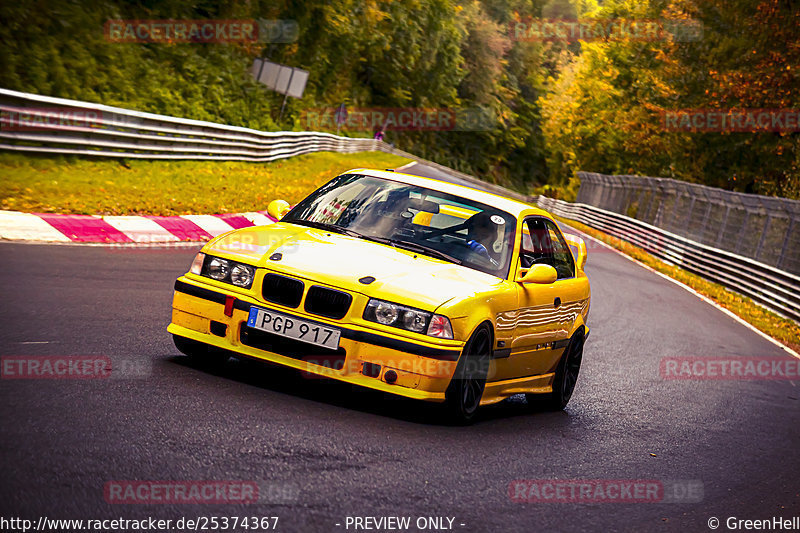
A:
[[377, 145, 533, 203], [0, 88, 796, 323], [0, 88, 379, 161], [576, 172, 800, 275], [537, 196, 800, 323]]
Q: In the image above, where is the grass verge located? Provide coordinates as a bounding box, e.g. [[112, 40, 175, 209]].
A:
[[0, 151, 411, 216], [555, 215, 800, 352]]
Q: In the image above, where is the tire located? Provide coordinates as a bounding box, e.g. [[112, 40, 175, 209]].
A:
[[172, 334, 229, 372], [444, 325, 492, 424], [527, 331, 584, 411]]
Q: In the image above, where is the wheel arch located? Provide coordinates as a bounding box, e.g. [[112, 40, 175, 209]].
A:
[[568, 314, 588, 342], [461, 319, 495, 357]]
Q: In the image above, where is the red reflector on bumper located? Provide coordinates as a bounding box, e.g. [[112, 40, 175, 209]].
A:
[[224, 295, 235, 317]]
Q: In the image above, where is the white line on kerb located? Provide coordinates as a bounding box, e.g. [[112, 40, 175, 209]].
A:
[[562, 223, 800, 361], [395, 161, 417, 171]]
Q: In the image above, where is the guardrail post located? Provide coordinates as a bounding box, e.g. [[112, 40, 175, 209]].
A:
[[735, 211, 751, 255], [698, 201, 713, 243], [598, 181, 611, 210], [754, 214, 773, 262], [777, 216, 796, 271], [667, 190, 684, 233], [634, 186, 648, 219], [642, 185, 659, 224], [575, 178, 587, 204], [715, 205, 731, 247], [685, 196, 697, 235], [621, 182, 636, 214]]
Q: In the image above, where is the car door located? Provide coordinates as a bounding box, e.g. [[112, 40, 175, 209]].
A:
[[498, 216, 586, 381]]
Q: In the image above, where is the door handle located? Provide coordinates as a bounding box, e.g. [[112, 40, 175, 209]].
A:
[[554, 297, 561, 308]]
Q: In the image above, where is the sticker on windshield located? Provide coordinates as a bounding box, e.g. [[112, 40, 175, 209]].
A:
[[490, 215, 505, 225]]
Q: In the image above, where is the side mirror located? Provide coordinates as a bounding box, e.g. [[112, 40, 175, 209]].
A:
[[516, 263, 558, 284], [267, 199, 291, 220], [563, 233, 587, 271]]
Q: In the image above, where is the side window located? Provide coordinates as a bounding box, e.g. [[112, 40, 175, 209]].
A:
[[519, 224, 537, 268], [543, 219, 575, 279], [520, 218, 550, 268], [520, 218, 575, 279]]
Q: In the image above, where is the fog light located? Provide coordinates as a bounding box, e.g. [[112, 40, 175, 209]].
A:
[[384, 369, 397, 384]]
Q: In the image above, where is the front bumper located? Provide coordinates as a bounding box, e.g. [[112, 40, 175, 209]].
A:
[[167, 277, 465, 402]]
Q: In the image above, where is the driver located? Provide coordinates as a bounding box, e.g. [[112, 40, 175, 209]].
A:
[[465, 212, 501, 267]]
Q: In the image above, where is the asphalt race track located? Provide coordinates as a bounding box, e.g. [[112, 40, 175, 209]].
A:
[[1, 162, 798, 532]]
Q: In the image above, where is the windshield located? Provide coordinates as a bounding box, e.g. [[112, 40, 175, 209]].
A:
[[283, 174, 517, 278]]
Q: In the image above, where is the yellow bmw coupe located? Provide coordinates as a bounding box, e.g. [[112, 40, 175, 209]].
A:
[[168, 169, 590, 422]]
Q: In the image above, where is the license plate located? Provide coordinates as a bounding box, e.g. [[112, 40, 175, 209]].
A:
[[246, 307, 341, 350]]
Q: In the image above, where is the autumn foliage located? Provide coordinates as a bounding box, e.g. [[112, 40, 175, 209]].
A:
[[0, 0, 797, 198]]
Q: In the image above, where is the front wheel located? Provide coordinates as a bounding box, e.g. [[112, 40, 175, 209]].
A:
[[527, 331, 584, 411], [444, 325, 492, 424]]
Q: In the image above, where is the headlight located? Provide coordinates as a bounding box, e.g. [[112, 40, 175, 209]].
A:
[[364, 299, 443, 336], [189, 252, 205, 275], [375, 301, 399, 325], [230, 264, 255, 287], [207, 257, 230, 280], [402, 309, 428, 333], [197, 255, 256, 289]]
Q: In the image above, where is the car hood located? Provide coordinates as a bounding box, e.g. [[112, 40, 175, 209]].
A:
[[207, 223, 504, 309]]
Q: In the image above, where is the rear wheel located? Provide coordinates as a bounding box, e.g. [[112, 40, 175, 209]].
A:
[[527, 331, 584, 411], [444, 325, 492, 424], [172, 335, 229, 372]]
